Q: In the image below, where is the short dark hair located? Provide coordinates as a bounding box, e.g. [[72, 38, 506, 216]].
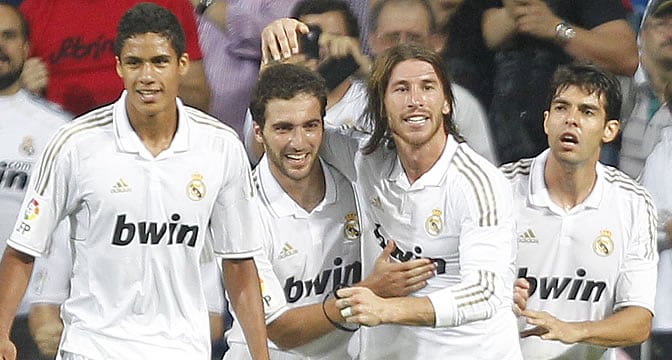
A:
[[292, 0, 360, 38], [363, 44, 460, 154], [369, 0, 436, 34], [548, 63, 622, 122], [114, 2, 186, 57], [0, 2, 29, 40], [250, 63, 328, 128]]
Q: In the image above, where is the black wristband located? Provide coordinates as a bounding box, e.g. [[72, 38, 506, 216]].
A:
[[321, 284, 359, 332]]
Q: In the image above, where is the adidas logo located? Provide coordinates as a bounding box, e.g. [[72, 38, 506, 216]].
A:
[[518, 228, 538, 243], [110, 178, 132, 193], [278, 242, 298, 259]]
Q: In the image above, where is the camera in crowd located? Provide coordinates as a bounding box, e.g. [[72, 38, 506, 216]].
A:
[[300, 25, 360, 91]]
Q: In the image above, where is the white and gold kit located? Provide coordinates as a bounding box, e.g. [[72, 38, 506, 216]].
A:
[[501, 150, 658, 360], [7, 92, 263, 359], [225, 156, 360, 359], [321, 131, 522, 360]]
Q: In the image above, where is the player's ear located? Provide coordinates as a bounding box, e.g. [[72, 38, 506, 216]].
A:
[[253, 121, 264, 144], [543, 110, 550, 135], [115, 56, 123, 78], [602, 119, 619, 143], [178, 52, 189, 76]]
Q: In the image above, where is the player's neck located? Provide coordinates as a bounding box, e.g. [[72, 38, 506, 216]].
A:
[[395, 132, 447, 185], [128, 110, 178, 157], [276, 162, 326, 213], [544, 156, 598, 211]]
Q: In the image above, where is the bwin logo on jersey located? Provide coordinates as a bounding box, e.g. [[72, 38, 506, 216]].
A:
[[112, 213, 199, 247], [284, 257, 362, 303], [0, 161, 31, 191], [374, 223, 447, 274], [518, 267, 607, 302]]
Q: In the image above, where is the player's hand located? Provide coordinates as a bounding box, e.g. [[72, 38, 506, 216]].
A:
[[520, 309, 585, 344], [335, 286, 389, 327], [361, 240, 435, 298], [513, 277, 530, 316], [261, 18, 310, 65], [0, 335, 17, 360], [510, 0, 562, 40], [20, 57, 49, 95], [32, 320, 62, 358]]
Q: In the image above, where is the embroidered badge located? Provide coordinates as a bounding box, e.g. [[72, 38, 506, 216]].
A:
[[344, 212, 360, 240], [425, 209, 443, 236], [593, 230, 614, 257], [187, 173, 206, 201]]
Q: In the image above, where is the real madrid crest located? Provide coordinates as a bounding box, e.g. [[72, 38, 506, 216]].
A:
[[187, 173, 206, 201], [593, 230, 614, 257], [19, 136, 35, 156], [344, 212, 360, 241], [425, 209, 443, 237]]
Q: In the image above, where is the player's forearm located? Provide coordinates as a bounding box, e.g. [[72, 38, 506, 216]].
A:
[[0, 247, 34, 336], [222, 258, 270, 360], [380, 296, 436, 326], [575, 306, 652, 347], [267, 298, 341, 349]]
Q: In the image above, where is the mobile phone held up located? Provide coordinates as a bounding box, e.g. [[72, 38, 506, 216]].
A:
[[300, 25, 360, 91]]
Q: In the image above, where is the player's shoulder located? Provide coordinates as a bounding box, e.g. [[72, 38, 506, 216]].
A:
[[452, 141, 508, 184], [499, 157, 534, 182], [184, 106, 241, 142], [599, 163, 654, 204], [48, 104, 115, 148]]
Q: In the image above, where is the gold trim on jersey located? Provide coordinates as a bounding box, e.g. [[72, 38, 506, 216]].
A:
[[425, 209, 443, 236], [35, 106, 113, 196], [452, 148, 498, 226], [187, 173, 206, 201], [593, 230, 614, 257]]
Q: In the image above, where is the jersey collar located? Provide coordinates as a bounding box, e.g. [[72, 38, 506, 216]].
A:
[[387, 134, 458, 190], [529, 149, 605, 213], [113, 91, 190, 157], [257, 155, 337, 219]]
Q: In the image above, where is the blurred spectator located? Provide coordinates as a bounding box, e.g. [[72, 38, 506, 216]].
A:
[[19, 0, 210, 116], [0, 3, 70, 359], [639, 125, 672, 360], [441, 0, 495, 109], [482, 0, 638, 164], [193, 0, 369, 137], [619, 0, 672, 178]]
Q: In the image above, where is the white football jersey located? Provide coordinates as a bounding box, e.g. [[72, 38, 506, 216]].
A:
[[7, 92, 263, 360], [225, 156, 360, 359], [321, 131, 522, 360], [501, 150, 658, 360], [0, 89, 70, 315]]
